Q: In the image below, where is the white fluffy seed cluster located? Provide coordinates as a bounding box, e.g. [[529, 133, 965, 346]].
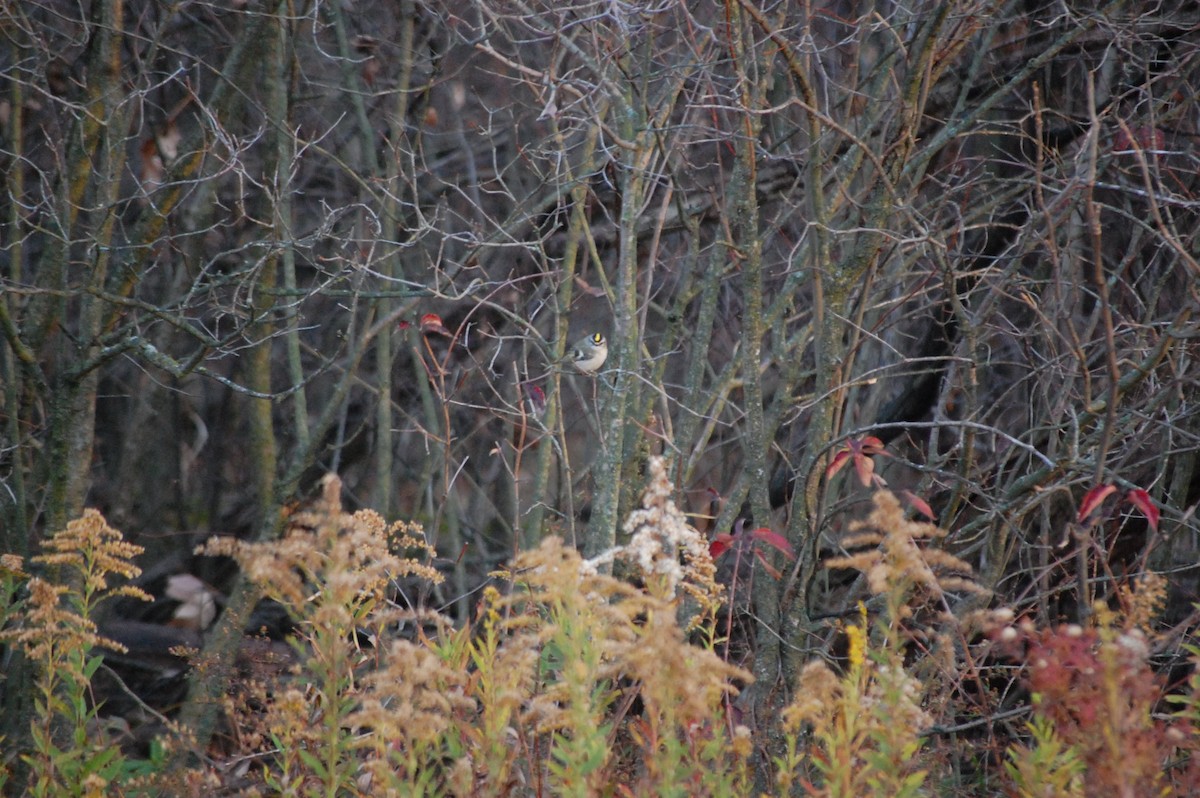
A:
[[617, 456, 709, 597]]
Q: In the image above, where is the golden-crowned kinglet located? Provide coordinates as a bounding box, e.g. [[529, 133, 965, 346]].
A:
[[565, 332, 608, 374]]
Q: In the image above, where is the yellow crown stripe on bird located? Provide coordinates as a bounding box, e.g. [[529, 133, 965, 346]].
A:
[[567, 332, 607, 373]]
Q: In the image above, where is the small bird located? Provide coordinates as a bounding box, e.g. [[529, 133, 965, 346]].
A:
[[565, 332, 608, 374]]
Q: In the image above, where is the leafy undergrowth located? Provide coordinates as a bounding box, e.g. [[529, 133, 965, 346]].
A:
[[2, 462, 1199, 796]]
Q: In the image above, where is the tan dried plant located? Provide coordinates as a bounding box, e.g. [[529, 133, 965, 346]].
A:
[[2, 510, 151, 798], [9, 510, 151, 665], [197, 474, 444, 794], [826, 490, 988, 626], [348, 637, 476, 795], [1114, 571, 1167, 636], [776, 491, 992, 796], [199, 474, 440, 620], [494, 517, 751, 794], [595, 455, 726, 631]]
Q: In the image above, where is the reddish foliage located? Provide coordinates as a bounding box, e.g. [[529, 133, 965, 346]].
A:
[[826, 436, 888, 487], [995, 622, 1200, 796], [1077, 483, 1160, 532], [1126, 489, 1160, 532], [710, 522, 795, 579], [420, 313, 451, 336], [899, 489, 935, 521], [1078, 484, 1118, 523]]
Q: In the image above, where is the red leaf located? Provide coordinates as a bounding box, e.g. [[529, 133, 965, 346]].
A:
[[753, 548, 783, 580], [523, 383, 546, 416], [826, 449, 852, 479], [853, 451, 875, 487], [859, 436, 886, 455], [420, 313, 450, 336], [1078, 484, 1117, 523], [829, 437, 889, 486], [901, 490, 936, 521], [1126, 489, 1160, 532], [749, 528, 795, 560], [709, 533, 734, 559]]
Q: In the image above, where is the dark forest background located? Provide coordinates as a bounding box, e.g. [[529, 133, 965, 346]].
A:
[[3, 0, 1200, 792]]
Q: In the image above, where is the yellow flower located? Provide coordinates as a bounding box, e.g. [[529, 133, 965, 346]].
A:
[[846, 602, 869, 669]]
